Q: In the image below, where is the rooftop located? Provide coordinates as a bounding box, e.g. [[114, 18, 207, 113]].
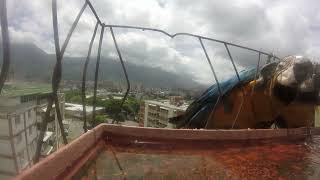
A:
[[65, 103, 104, 113], [1, 83, 52, 97], [145, 100, 188, 111]]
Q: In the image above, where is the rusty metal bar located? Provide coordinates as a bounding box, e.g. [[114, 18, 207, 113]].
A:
[[86, 1, 279, 60], [34, 97, 54, 163], [103, 24, 280, 60], [109, 27, 131, 124], [35, 0, 63, 163], [54, 94, 68, 143], [86, 0, 102, 25], [0, 0, 10, 93], [52, 0, 87, 142], [199, 38, 222, 96], [92, 26, 105, 126], [248, 52, 261, 122], [60, 2, 87, 57], [224, 43, 246, 129], [36, 0, 88, 162], [251, 52, 261, 95], [198, 38, 222, 128], [82, 22, 99, 132]]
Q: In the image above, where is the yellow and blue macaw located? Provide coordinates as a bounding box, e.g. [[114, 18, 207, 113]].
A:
[[171, 56, 319, 129]]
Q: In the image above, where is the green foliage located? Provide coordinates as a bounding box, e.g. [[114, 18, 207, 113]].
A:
[[94, 115, 107, 125], [123, 96, 140, 114], [65, 90, 82, 103]]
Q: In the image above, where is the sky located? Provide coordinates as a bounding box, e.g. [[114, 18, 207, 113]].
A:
[[4, 0, 320, 85]]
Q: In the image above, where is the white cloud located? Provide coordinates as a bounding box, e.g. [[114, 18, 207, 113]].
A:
[[5, 0, 320, 85]]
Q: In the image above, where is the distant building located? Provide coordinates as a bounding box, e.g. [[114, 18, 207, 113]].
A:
[[138, 100, 187, 128], [0, 84, 64, 180], [64, 103, 104, 120], [64, 103, 104, 140], [169, 96, 184, 106]]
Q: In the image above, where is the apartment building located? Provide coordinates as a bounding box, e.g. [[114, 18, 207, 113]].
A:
[[0, 84, 64, 180], [139, 100, 187, 128]]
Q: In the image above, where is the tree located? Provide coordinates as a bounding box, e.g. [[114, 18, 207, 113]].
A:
[[94, 115, 107, 125]]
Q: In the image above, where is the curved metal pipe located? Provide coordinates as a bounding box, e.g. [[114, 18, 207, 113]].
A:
[[198, 38, 222, 128], [92, 26, 105, 126], [102, 24, 280, 60], [82, 22, 99, 132], [109, 27, 131, 124], [60, 2, 88, 57], [224, 43, 246, 129]]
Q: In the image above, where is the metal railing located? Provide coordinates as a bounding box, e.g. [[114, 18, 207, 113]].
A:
[[0, 0, 281, 162]]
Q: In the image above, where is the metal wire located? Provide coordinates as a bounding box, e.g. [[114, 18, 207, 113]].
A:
[[224, 43, 246, 129], [92, 26, 105, 126], [109, 27, 131, 124], [249, 52, 261, 124], [102, 24, 280, 60], [251, 52, 261, 96], [85, 5, 280, 59], [198, 38, 222, 128], [0, 0, 10, 93], [86, 0, 102, 25], [82, 22, 99, 132], [60, 2, 88, 57], [35, 0, 87, 162]]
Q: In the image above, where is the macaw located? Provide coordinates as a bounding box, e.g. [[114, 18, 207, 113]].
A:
[[170, 56, 320, 129]]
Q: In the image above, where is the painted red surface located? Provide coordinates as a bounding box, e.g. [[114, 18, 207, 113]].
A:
[[14, 125, 320, 180], [86, 137, 320, 179]]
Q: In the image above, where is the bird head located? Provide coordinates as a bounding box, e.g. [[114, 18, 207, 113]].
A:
[[273, 56, 318, 104]]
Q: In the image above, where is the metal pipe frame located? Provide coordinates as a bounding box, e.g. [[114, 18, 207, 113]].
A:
[[198, 38, 222, 128], [81, 22, 99, 132], [110, 27, 131, 124], [0, 0, 284, 158], [70, 0, 282, 129], [35, 0, 87, 162], [251, 52, 261, 95], [101, 25, 280, 60], [92, 26, 105, 126], [224, 43, 246, 129]]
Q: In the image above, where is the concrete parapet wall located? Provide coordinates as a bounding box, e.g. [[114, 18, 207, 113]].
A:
[[15, 124, 320, 180]]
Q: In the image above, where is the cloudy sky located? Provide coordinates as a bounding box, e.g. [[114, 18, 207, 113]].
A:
[[5, 0, 320, 85]]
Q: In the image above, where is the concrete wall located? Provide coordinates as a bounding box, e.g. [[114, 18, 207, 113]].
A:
[[0, 97, 20, 107], [0, 105, 38, 178], [0, 173, 12, 180], [0, 139, 12, 156], [16, 148, 29, 171], [0, 157, 16, 173], [15, 125, 320, 180], [0, 115, 9, 137]]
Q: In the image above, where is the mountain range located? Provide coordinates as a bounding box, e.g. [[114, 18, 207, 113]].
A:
[[0, 43, 201, 89]]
